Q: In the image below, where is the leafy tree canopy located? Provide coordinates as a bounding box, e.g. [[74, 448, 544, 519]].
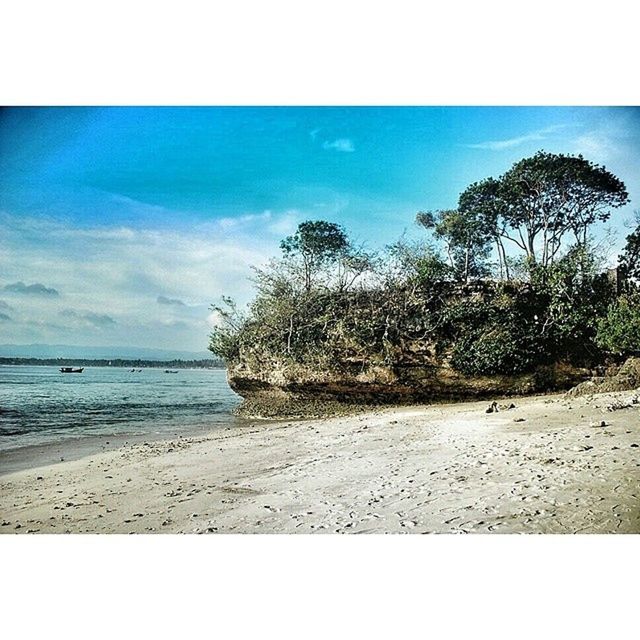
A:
[[280, 220, 351, 291], [281, 220, 349, 263], [618, 211, 640, 282], [454, 151, 629, 273]]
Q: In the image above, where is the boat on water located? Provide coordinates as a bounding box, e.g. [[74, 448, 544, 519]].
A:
[[60, 367, 84, 373], [164, 369, 178, 373]]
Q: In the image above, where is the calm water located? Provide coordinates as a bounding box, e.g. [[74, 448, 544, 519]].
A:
[[0, 365, 242, 452]]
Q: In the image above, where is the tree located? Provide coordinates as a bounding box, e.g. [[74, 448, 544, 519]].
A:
[[416, 209, 492, 283], [280, 220, 350, 292], [336, 248, 377, 292], [618, 210, 640, 283], [500, 151, 627, 266], [457, 151, 629, 276], [457, 177, 511, 279], [534, 243, 614, 357], [208, 296, 245, 361], [386, 237, 451, 286]]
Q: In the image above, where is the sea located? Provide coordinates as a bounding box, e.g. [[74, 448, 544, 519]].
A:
[[0, 365, 245, 473]]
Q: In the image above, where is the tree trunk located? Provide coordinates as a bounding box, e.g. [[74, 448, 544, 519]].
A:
[[286, 315, 294, 353], [495, 239, 504, 280], [495, 237, 510, 281], [464, 245, 470, 284]]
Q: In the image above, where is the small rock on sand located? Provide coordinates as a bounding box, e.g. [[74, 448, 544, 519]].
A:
[[486, 401, 499, 414]]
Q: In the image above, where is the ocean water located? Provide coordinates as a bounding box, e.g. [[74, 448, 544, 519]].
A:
[[0, 365, 243, 453]]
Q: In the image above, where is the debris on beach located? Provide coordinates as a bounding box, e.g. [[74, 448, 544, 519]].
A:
[[485, 401, 499, 414], [606, 395, 640, 412], [486, 401, 516, 414]]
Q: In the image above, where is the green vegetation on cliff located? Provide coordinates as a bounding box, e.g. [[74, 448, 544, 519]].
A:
[[210, 151, 639, 404]]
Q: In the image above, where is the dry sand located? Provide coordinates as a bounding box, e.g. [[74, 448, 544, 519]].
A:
[[1, 391, 639, 534]]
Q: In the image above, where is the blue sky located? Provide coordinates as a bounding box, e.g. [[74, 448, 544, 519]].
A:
[[1, 106, 639, 353]]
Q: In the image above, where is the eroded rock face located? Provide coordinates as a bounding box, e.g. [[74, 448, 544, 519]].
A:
[[228, 358, 590, 418], [565, 357, 640, 398]]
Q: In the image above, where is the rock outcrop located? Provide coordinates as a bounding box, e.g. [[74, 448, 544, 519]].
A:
[[565, 357, 640, 398], [228, 357, 590, 417]]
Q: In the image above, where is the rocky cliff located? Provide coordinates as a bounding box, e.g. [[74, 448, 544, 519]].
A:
[[227, 357, 590, 417], [217, 279, 605, 418]]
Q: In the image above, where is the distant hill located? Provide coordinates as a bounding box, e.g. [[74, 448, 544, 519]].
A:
[[0, 343, 214, 361]]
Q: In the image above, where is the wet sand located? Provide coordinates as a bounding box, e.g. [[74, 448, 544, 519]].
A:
[[1, 391, 639, 533]]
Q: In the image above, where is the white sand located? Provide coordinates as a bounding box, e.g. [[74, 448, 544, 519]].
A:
[[1, 391, 639, 533]]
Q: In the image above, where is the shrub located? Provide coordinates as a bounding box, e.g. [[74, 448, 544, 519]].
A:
[[445, 294, 547, 376], [596, 295, 640, 355], [450, 326, 540, 376]]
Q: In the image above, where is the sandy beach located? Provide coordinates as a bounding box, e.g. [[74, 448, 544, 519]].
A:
[[1, 390, 639, 534]]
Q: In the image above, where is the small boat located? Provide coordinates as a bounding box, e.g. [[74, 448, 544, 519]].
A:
[[60, 367, 84, 373], [164, 369, 178, 373]]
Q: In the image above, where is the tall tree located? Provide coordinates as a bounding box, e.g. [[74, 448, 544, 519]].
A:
[[417, 209, 492, 283], [457, 178, 511, 279], [280, 220, 350, 292], [457, 151, 629, 276], [498, 151, 628, 267]]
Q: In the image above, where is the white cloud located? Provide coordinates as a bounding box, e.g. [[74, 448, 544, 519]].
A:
[[568, 115, 635, 165], [572, 132, 622, 164], [0, 209, 304, 351], [266, 209, 301, 236], [60, 309, 117, 328], [206, 310, 225, 329], [466, 124, 571, 151], [322, 138, 355, 153], [215, 211, 272, 230]]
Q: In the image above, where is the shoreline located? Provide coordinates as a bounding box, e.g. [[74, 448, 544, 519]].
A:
[[0, 365, 245, 475], [0, 415, 254, 477], [1, 390, 639, 534]]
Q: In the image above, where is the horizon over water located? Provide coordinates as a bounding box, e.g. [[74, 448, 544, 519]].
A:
[[0, 366, 243, 468]]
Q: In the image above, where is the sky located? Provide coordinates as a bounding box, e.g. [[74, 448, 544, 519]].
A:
[[1, 106, 639, 355]]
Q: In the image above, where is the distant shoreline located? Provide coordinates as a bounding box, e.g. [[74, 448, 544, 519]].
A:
[[0, 358, 225, 369]]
